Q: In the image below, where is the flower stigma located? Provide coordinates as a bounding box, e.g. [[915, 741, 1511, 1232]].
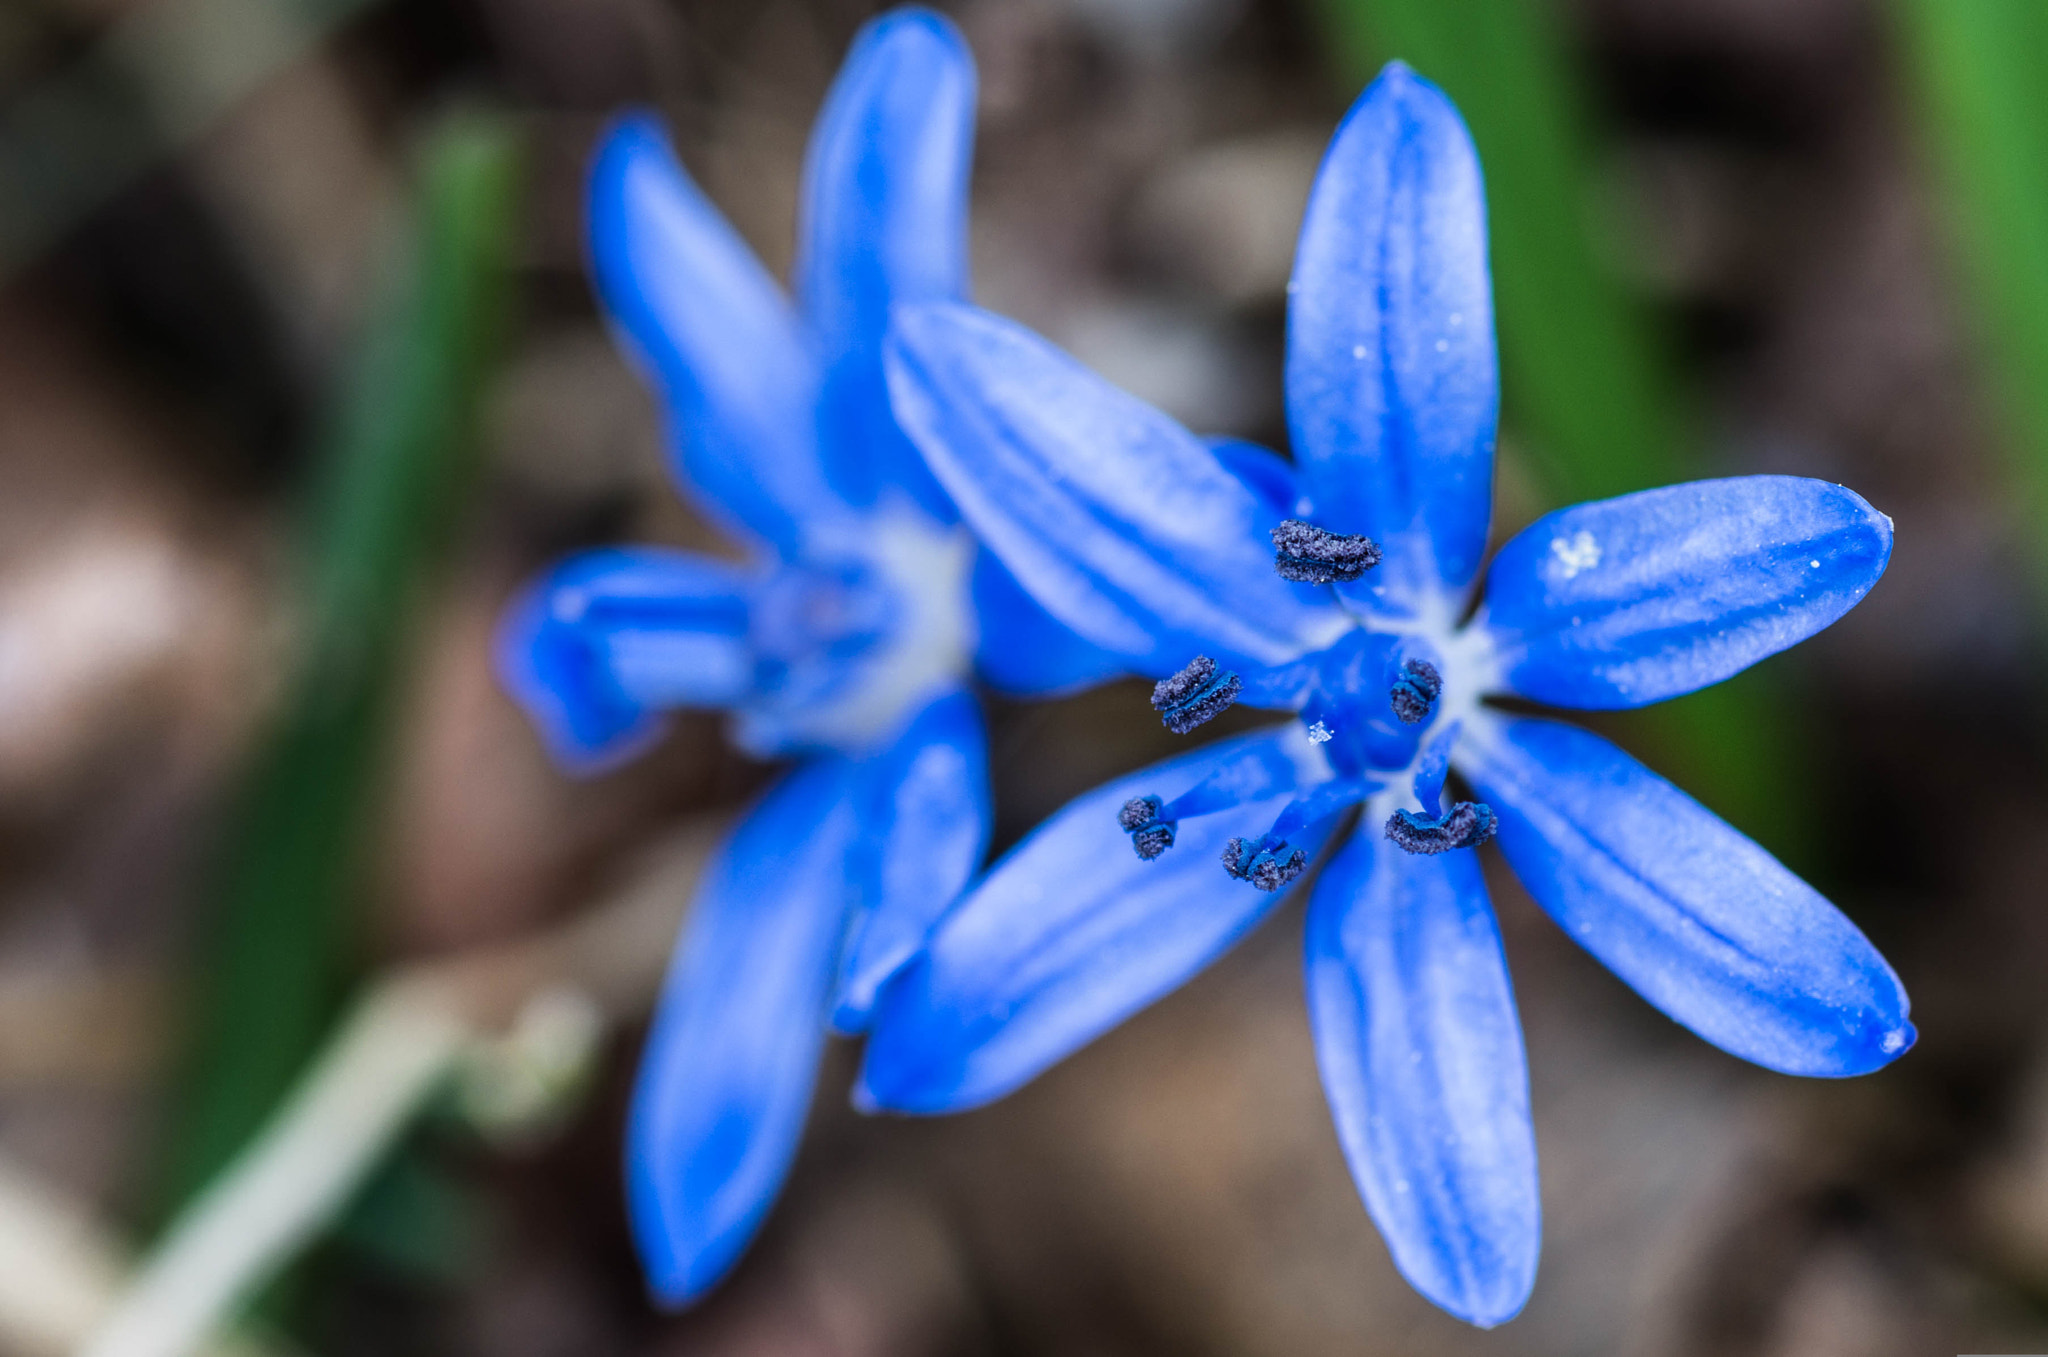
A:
[[1388, 658, 1442, 725], [1118, 794, 1176, 860], [1223, 834, 1309, 892], [1385, 800, 1497, 854], [1151, 654, 1242, 734], [1272, 519, 1384, 584]]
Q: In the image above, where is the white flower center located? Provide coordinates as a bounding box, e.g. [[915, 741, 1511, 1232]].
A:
[[734, 504, 975, 756]]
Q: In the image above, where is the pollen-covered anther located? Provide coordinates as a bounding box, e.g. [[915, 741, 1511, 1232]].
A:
[[1118, 794, 1177, 860], [1271, 519, 1384, 584], [1389, 659, 1442, 725], [1385, 801, 1497, 855], [1151, 655, 1242, 735], [1222, 834, 1309, 892]]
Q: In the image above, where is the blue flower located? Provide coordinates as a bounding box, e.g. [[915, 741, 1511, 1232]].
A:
[[862, 63, 1914, 1328], [494, 9, 1126, 1305]]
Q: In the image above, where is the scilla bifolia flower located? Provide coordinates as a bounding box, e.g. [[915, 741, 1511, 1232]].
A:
[[863, 63, 1913, 1326], [495, 9, 1123, 1304]]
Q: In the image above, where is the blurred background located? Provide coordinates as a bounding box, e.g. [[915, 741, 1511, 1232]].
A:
[[2, 0, 2047, 1353]]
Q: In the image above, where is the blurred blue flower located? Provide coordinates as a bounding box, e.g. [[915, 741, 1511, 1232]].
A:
[[863, 62, 1914, 1327], [494, 8, 1124, 1306]]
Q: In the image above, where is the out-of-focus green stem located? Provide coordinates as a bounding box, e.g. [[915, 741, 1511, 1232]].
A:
[[1307, 0, 1798, 851], [155, 116, 520, 1215], [1891, 1, 2048, 592]]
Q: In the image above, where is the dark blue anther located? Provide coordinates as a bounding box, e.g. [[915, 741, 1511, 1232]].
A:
[[1271, 519, 1383, 584], [1385, 802, 1497, 855], [1118, 794, 1177, 860], [1152, 655, 1242, 735], [1222, 834, 1309, 892], [1388, 659, 1442, 725]]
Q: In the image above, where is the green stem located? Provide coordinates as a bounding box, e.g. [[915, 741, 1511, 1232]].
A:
[[154, 116, 521, 1217], [1891, 0, 2048, 597]]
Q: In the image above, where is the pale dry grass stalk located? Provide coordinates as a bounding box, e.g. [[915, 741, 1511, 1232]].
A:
[[58, 817, 720, 1357]]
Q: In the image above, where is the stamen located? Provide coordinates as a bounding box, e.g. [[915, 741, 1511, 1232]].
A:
[[1385, 802, 1497, 855], [1388, 659, 1442, 725], [1412, 723, 1457, 819], [1222, 834, 1309, 892], [1118, 794, 1177, 860], [1151, 655, 1242, 734], [1272, 519, 1383, 584]]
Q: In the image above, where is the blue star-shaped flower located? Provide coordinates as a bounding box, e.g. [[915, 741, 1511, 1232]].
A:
[[861, 63, 1913, 1327], [494, 9, 1124, 1305]]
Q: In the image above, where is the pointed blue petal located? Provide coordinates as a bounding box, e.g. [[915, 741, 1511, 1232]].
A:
[[1461, 716, 1914, 1075], [970, 551, 1129, 696], [1482, 476, 1893, 709], [495, 547, 754, 773], [589, 115, 840, 549], [857, 726, 1329, 1112], [831, 688, 991, 1032], [1287, 63, 1498, 614], [1306, 828, 1538, 1328], [886, 302, 1348, 674], [797, 8, 976, 519], [626, 757, 861, 1305]]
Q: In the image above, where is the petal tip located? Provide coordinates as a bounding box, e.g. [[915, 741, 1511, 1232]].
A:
[[590, 109, 674, 198], [1876, 1017, 1917, 1064], [849, 1055, 971, 1116], [491, 589, 662, 776], [639, 1248, 729, 1312], [1411, 1256, 1537, 1330], [859, 3, 968, 55], [628, 1170, 745, 1310], [826, 1000, 868, 1039], [847, 1056, 954, 1117], [1361, 54, 1460, 124], [1885, 1020, 1917, 1056]]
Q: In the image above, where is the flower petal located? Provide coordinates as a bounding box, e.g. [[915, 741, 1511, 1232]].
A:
[[831, 688, 992, 1032], [886, 301, 1348, 674], [857, 726, 1330, 1112], [589, 115, 839, 550], [626, 757, 861, 1305], [797, 8, 976, 519], [1482, 476, 1893, 709], [1286, 62, 1497, 613], [1206, 436, 1304, 519], [1155, 730, 1333, 821], [970, 551, 1129, 696], [1460, 716, 1914, 1075], [495, 547, 754, 773], [1305, 827, 1538, 1328], [970, 440, 1294, 697]]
